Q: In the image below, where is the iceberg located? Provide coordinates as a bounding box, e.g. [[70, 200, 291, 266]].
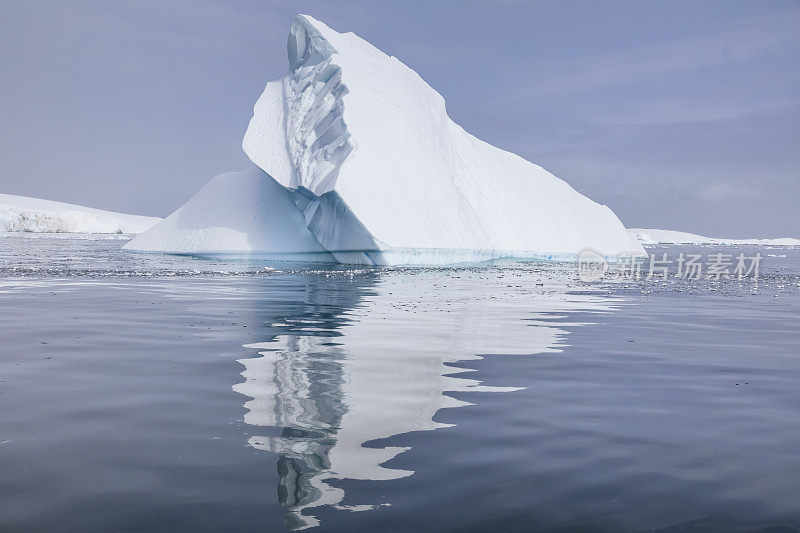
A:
[[128, 14, 644, 264], [629, 228, 800, 246], [0, 193, 160, 235]]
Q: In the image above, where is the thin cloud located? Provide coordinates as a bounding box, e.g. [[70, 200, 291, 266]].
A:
[[498, 8, 800, 102], [587, 96, 800, 127], [699, 183, 756, 202]]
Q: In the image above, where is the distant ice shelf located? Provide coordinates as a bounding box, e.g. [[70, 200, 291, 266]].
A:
[[127, 14, 645, 265], [629, 228, 800, 246], [0, 193, 161, 235]]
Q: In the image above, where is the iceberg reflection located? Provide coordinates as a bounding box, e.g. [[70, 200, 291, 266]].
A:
[[233, 266, 621, 528]]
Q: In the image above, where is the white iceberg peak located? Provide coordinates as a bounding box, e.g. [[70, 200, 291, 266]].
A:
[[132, 15, 644, 264]]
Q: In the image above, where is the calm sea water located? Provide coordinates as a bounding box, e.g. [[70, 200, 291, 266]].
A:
[[1, 235, 799, 531]]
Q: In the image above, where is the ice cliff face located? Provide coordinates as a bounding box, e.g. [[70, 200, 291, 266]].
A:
[[130, 14, 644, 264], [284, 18, 353, 196]]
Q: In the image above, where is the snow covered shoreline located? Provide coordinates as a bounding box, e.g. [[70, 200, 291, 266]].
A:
[[629, 228, 800, 246], [0, 193, 161, 235]]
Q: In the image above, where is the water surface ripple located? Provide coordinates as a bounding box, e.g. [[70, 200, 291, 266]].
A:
[[0, 235, 798, 531]]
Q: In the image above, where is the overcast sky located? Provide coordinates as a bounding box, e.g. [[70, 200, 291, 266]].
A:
[[2, 0, 798, 237]]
